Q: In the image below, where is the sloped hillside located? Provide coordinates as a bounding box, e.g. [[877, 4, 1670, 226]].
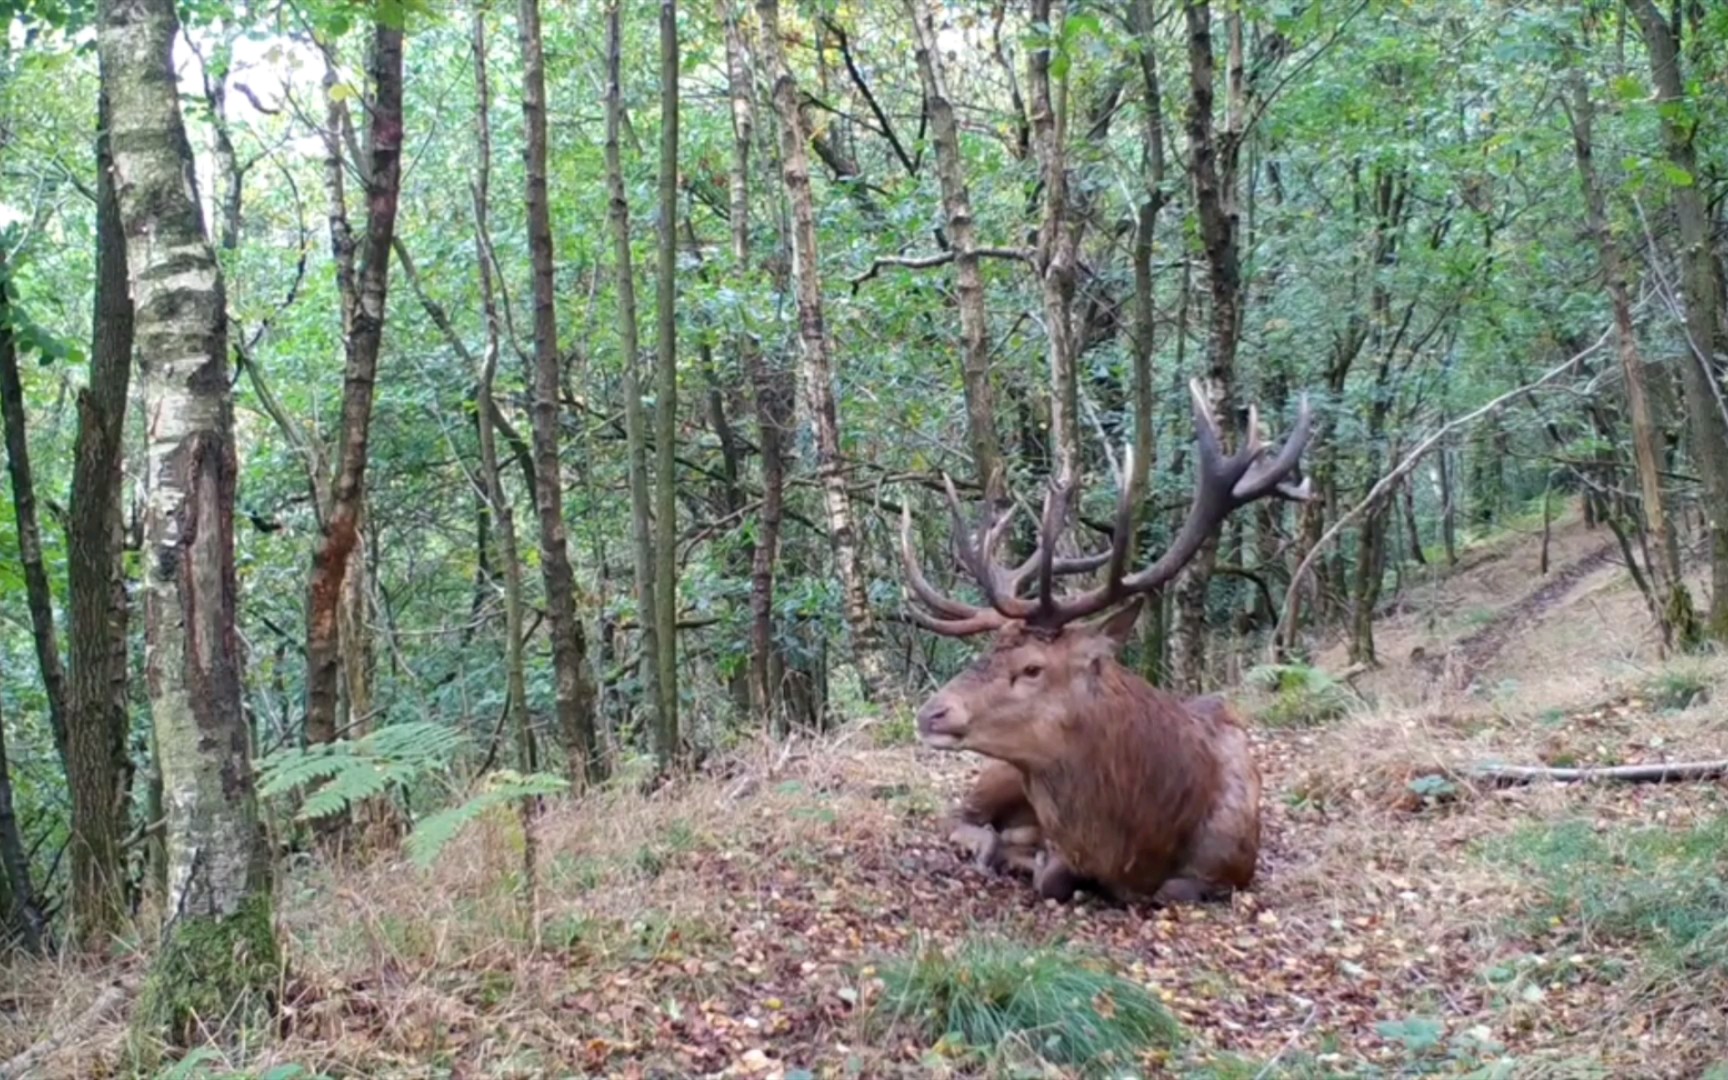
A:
[[4, 514, 1724, 1080]]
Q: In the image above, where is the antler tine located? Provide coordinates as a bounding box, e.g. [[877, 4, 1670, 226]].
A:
[[1033, 479, 1072, 617], [1233, 393, 1313, 501], [899, 502, 990, 621], [940, 472, 1035, 618]]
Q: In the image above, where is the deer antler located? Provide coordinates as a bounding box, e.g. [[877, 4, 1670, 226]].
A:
[[1025, 379, 1313, 628], [899, 379, 1312, 637]]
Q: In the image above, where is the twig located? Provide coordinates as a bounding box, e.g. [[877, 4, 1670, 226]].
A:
[[849, 247, 1028, 291], [0, 976, 138, 1079]]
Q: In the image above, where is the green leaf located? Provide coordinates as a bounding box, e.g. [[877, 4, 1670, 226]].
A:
[[1657, 161, 1694, 188]]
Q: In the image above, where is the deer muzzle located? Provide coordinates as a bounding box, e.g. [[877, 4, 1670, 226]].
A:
[[916, 696, 969, 749]]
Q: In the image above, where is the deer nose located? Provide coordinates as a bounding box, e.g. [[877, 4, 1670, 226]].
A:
[[916, 699, 963, 739]]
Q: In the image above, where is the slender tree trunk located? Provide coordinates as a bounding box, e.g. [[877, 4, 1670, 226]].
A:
[[1401, 480, 1425, 565], [905, 0, 1007, 507], [1027, 0, 1081, 488], [757, 0, 889, 703], [722, 0, 788, 731], [1130, 0, 1169, 655], [63, 89, 136, 949], [653, 0, 682, 768], [606, 0, 663, 752], [0, 253, 68, 769], [1628, 0, 1728, 642], [1347, 506, 1386, 666], [472, 6, 539, 935], [520, 0, 599, 783], [1438, 431, 1458, 565], [304, 24, 403, 755], [1172, 0, 1242, 693], [1566, 55, 1697, 648], [0, 694, 46, 952], [97, 0, 277, 1044]]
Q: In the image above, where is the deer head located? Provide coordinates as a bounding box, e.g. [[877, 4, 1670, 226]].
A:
[[901, 380, 1312, 763]]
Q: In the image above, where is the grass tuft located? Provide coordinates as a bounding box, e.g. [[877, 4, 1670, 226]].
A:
[[871, 934, 1181, 1076], [1638, 664, 1715, 712]]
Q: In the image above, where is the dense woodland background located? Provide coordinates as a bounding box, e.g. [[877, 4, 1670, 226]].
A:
[[2, 0, 1728, 1071]]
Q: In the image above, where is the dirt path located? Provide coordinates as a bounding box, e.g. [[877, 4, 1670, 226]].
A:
[[1426, 541, 1620, 690]]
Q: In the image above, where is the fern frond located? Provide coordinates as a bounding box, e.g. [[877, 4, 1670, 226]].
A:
[[404, 771, 569, 867], [298, 763, 394, 821], [256, 748, 352, 800]]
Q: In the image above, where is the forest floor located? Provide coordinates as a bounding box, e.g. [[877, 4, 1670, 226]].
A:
[[5, 509, 1728, 1079]]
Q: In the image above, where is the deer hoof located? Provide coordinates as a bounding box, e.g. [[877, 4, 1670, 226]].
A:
[[1033, 850, 1078, 902]]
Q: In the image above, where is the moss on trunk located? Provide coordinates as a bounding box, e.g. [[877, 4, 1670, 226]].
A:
[[132, 891, 280, 1052]]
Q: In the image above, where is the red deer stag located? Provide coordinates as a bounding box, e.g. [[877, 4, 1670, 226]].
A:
[[948, 695, 1240, 886], [901, 381, 1311, 904]]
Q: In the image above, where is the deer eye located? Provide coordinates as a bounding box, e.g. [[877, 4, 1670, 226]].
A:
[[1019, 664, 1044, 680]]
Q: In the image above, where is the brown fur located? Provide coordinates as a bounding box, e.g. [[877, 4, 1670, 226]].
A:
[[918, 602, 1261, 904]]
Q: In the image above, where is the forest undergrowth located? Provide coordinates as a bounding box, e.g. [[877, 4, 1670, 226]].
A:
[[4, 517, 1727, 1079]]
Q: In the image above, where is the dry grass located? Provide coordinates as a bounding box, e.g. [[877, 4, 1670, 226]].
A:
[[5, 515, 1728, 1078]]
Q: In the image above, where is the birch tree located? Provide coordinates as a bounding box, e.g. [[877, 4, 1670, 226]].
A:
[[96, 0, 277, 1043], [756, 0, 888, 705]]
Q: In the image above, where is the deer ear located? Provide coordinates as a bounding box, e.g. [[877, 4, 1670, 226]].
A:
[[1098, 598, 1144, 647]]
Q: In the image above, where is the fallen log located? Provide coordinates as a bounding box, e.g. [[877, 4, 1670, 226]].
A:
[[1462, 760, 1728, 786]]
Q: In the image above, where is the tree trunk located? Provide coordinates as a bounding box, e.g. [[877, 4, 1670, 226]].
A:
[[1438, 432, 1458, 565], [0, 694, 46, 953], [97, 0, 277, 1045], [1347, 505, 1386, 666], [653, 0, 682, 769], [1171, 0, 1243, 694], [1401, 479, 1425, 565], [0, 253, 69, 769], [1566, 54, 1697, 649], [1628, 0, 1728, 643], [722, 0, 789, 732], [304, 23, 403, 756], [63, 89, 136, 949], [521, 0, 599, 783], [905, 0, 1007, 507], [472, 6, 540, 932], [606, 0, 664, 753], [757, 0, 889, 703], [1027, 0, 1081, 488]]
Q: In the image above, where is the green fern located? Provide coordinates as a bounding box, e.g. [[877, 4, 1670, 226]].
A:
[[405, 770, 570, 867], [254, 747, 352, 800], [256, 720, 470, 824], [1244, 662, 1355, 727]]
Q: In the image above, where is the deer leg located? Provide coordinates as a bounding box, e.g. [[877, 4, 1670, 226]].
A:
[[1151, 877, 1231, 905]]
